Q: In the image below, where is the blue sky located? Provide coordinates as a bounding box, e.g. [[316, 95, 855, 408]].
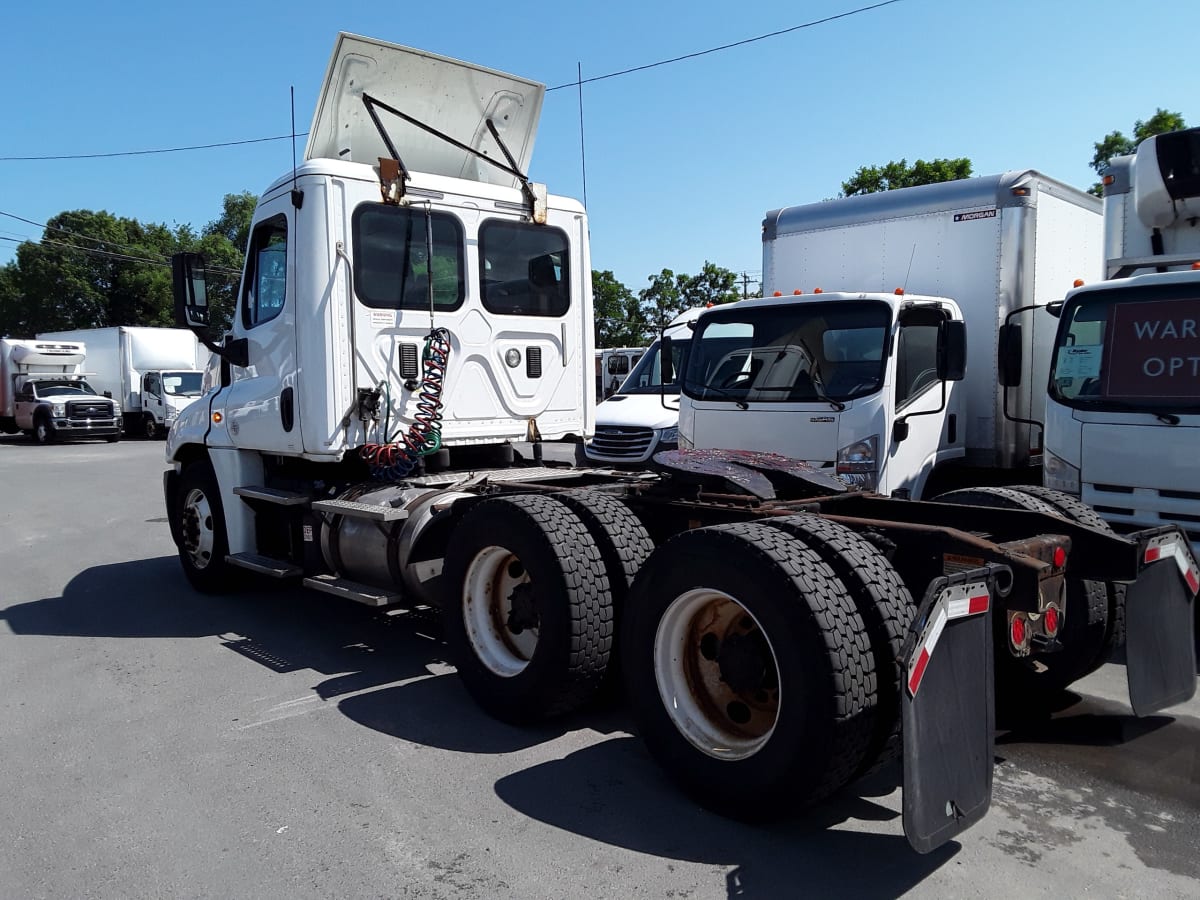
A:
[[1, 0, 1194, 294]]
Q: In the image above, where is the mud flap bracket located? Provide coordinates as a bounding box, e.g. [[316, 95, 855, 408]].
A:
[[902, 563, 1011, 854]]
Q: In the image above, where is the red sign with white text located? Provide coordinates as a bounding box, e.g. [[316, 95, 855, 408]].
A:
[[1104, 298, 1200, 399]]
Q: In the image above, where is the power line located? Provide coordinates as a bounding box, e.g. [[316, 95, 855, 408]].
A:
[[547, 1, 904, 91], [0, 233, 242, 277], [1, 2, 903, 163], [0, 133, 305, 162]]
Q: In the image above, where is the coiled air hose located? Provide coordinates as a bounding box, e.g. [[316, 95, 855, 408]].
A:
[[359, 327, 451, 480]]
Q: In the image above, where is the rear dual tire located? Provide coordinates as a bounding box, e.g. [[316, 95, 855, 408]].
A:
[[622, 521, 880, 818]]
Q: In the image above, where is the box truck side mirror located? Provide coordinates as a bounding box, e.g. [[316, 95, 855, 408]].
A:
[[660, 336, 674, 383], [997, 322, 1023, 387], [936, 320, 967, 382]]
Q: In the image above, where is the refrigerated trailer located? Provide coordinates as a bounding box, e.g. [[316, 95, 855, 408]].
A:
[[37, 326, 205, 438], [0, 339, 122, 443], [160, 33, 1196, 853]]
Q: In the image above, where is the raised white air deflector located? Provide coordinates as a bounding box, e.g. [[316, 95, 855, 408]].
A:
[[306, 33, 544, 188]]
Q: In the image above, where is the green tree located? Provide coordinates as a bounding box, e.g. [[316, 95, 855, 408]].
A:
[[636, 263, 742, 333], [1089, 108, 1187, 195], [679, 262, 741, 308], [592, 270, 646, 348], [841, 157, 973, 196], [203, 191, 257, 254]]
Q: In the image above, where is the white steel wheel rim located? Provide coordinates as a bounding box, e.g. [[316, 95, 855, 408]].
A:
[[36, 422, 48, 441], [654, 588, 781, 760], [462, 545, 539, 678], [181, 487, 216, 570]]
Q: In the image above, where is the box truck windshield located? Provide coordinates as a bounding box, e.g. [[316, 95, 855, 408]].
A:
[[162, 371, 204, 397], [1050, 286, 1200, 414], [684, 301, 889, 405]]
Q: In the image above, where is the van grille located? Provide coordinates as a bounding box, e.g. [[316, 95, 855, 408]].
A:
[[589, 426, 654, 460]]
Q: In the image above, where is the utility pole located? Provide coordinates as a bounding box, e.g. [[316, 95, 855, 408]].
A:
[[742, 271, 750, 299]]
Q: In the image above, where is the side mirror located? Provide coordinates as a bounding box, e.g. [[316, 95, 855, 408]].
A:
[[936, 320, 967, 382], [172, 253, 210, 329], [660, 336, 674, 383], [893, 419, 910, 444], [997, 322, 1023, 387], [102, 391, 112, 399], [1045, 300, 1064, 319]]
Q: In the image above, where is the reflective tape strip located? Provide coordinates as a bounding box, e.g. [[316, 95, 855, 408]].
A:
[[907, 580, 990, 697], [1144, 534, 1200, 597]]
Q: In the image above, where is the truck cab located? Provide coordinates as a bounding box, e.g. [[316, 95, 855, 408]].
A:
[[1043, 128, 1200, 551], [676, 291, 966, 498]]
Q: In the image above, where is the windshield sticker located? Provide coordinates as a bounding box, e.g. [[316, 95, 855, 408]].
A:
[[1056, 345, 1102, 381], [1104, 298, 1200, 399]]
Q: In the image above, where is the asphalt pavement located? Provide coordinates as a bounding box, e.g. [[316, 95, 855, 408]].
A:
[[1, 435, 1198, 899]]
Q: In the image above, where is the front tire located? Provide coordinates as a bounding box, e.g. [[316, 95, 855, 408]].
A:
[[174, 461, 233, 593], [144, 415, 160, 440], [622, 521, 876, 819], [33, 412, 56, 445], [442, 494, 613, 723]]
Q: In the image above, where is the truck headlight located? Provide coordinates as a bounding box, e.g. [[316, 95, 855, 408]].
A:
[[52, 403, 66, 417], [166, 407, 178, 421], [1043, 449, 1080, 496], [837, 435, 879, 491], [659, 426, 679, 445]]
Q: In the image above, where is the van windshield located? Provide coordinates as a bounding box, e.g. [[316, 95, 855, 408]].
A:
[[1049, 284, 1200, 413], [683, 301, 890, 404], [618, 339, 691, 395]]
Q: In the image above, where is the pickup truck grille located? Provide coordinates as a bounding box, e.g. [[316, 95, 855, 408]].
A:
[[589, 425, 655, 460], [67, 400, 115, 420]]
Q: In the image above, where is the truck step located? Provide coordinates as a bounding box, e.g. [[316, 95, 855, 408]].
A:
[[233, 485, 311, 506], [226, 553, 303, 578], [303, 574, 400, 607], [311, 499, 409, 522]]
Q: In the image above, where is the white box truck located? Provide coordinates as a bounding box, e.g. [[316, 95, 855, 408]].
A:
[[1043, 128, 1200, 553], [36, 326, 205, 438], [158, 34, 1196, 853], [676, 171, 1101, 500], [0, 338, 122, 443]]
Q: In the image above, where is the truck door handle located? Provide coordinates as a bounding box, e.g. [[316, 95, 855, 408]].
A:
[[281, 386, 295, 432]]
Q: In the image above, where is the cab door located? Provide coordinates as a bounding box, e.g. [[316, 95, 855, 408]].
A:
[[222, 203, 302, 453], [886, 318, 953, 497], [142, 372, 164, 423], [13, 384, 36, 429]]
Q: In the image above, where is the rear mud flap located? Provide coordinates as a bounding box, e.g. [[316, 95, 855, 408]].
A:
[[1125, 529, 1198, 717], [901, 564, 1011, 854]]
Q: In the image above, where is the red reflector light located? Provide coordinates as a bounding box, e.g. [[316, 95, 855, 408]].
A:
[[1053, 546, 1066, 568], [1011, 615, 1026, 647], [1044, 606, 1059, 637]]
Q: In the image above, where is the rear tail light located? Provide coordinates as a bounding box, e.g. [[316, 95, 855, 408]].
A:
[[1010, 613, 1028, 650], [1043, 605, 1060, 637]]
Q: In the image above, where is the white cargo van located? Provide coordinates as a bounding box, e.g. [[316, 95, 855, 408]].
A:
[[586, 307, 703, 464]]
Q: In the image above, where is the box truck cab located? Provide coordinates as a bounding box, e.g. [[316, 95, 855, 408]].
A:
[[674, 292, 966, 497], [586, 307, 702, 464], [682, 173, 1101, 498], [1044, 128, 1200, 551]]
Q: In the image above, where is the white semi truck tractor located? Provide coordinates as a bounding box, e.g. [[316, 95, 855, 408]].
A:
[[162, 34, 1197, 853]]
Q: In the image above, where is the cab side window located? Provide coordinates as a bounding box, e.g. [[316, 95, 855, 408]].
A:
[[144, 373, 161, 397], [242, 216, 288, 328], [895, 324, 940, 408]]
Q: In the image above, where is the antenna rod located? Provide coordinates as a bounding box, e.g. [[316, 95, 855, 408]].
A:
[[577, 62, 588, 210], [290, 86, 303, 208]]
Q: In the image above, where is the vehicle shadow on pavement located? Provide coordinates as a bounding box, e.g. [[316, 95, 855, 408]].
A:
[[492, 738, 952, 899], [0, 555, 599, 757]]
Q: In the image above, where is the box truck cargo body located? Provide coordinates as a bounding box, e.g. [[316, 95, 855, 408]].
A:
[[37, 326, 205, 438]]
